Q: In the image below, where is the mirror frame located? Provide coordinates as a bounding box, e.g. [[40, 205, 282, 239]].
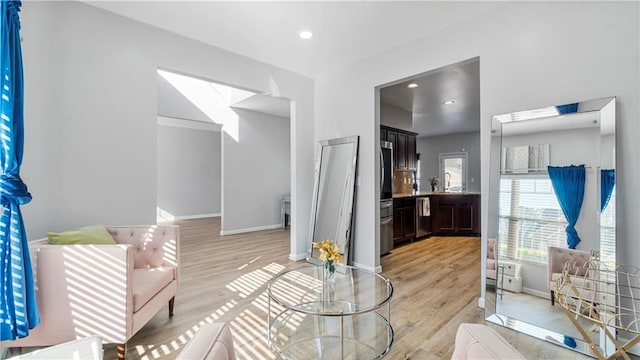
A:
[[485, 97, 616, 356], [307, 135, 359, 266]]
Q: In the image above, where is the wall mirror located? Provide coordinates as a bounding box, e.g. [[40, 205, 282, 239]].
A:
[[307, 136, 359, 266], [485, 97, 616, 356]]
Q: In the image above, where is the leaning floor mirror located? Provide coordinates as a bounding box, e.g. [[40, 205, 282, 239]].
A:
[[485, 97, 616, 356], [307, 135, 359, 267]]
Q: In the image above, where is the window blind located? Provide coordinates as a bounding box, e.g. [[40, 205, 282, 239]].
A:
[[498, 177, 567, 263]]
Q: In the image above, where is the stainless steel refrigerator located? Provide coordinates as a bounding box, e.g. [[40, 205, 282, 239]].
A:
[[380, 141, 393, 255]]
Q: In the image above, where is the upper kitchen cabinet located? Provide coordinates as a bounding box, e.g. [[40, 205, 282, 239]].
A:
[[407, 135, 416, 170], [381, 125, 417, 170]]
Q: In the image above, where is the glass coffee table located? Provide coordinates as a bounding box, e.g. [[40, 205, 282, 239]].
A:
[[267, 264, 394, 359]]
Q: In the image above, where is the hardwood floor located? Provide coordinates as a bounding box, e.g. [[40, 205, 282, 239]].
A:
[[97, 217, 590, 359]]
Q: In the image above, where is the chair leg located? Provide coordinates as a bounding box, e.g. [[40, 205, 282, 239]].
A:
[[117, 343, 127, 360], [169, 296, 175, 317], [550, 290, 555, 306]]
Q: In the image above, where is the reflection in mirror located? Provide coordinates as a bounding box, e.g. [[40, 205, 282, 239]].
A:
[[485, 97, 616, 356], [307, 136, 359, 266]]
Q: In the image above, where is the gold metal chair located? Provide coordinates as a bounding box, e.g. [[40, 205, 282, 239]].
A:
[[556, 253, 640, 360]]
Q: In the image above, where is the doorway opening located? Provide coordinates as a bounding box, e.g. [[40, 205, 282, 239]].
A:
[[155, 68, 292, 236], [375, 57, 481, 270]]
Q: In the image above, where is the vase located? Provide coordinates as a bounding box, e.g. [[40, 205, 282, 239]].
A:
[[431, 185, 437, 192], [322, 262, 336, 305]]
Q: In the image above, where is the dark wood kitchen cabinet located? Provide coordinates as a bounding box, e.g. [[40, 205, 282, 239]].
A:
[[431, 194, 480, 236], [393, 197, 416, 244], [381, 125, 417, 170], [397, 132, 407, 169], [407, 135, 416, 170]]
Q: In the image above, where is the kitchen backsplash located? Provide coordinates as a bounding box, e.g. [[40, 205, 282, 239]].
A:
[[393, 170, 415, 194]]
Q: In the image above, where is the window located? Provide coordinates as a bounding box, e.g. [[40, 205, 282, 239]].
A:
[[440, 152, 467, 192], [498, 177, 567, 263]]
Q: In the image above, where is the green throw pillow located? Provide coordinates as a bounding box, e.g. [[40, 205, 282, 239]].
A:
[[48, 224, 116, 245]]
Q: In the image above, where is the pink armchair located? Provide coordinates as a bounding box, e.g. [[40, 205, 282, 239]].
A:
[[1, 225, 180, 359], [486, 238, 497, 280], [547, 246, 591, 305]]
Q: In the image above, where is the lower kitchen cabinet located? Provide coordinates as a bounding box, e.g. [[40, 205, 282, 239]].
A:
[[415, 196, 432, 238], [431, 194, 480, 236], [393, 198, 416, 244]]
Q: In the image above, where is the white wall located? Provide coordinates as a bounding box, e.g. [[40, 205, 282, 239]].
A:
[[157, 74, 210, 122], [20, 1, 314, 261], [417, 131, 481, 193], [315, 0, 639, 288], [157, 123, 221, 217], [380, 103, 412, 131], [222, 109, 290, 233]]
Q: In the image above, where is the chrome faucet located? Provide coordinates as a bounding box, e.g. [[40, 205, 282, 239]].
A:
[[444, 172, 451, 191]]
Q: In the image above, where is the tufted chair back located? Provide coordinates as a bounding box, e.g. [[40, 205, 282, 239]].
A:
[[108, 225, 180, 287], [486, 238, 497, 279], [547, 246, 594, 305], [548, 246, 591, 285], [487, 238, 496, 261]]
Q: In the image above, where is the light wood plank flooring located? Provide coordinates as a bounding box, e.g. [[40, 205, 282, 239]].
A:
[[94, 217, 589, 359]]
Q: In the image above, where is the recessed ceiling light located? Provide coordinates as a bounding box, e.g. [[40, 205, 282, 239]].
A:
[[407, 83, 418, 88], [443, 100, 456, 105], [299, 30, 313, 40]]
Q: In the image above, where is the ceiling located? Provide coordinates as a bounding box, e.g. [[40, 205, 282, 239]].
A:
[[499, 112, 600, 137], [84, 1, 504, 78], [85, 1, 497, 133], [380, 58, 480, 137], [157, 68, 291, 121], [231, 94, 290, 118]]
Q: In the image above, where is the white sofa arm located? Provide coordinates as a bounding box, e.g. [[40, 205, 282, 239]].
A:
[[452, 324, 525, 360], [8, 335, 104, 360], [177, 322, 236, 360], [2, 243, 134, 347]]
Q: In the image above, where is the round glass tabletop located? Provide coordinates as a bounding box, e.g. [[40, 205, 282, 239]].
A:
[[267, 264, 394, 315]]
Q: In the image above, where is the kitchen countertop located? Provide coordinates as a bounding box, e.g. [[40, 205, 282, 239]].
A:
[[393, 191, 480, 199]]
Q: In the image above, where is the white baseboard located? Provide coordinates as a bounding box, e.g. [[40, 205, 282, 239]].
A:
[[351, 261, 379, 273], [478, 297, 485, 309], [176, 213, 220, 220], [220, 223, 281, 236], [289, 252, 307, 261], [522, 287, 550, 299]]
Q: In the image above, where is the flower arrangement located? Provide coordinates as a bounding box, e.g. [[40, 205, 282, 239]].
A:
[[313, 237, 343, 275], [429, 176, 440, 192]]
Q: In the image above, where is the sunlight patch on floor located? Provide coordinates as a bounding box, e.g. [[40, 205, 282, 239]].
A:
[[132, 261, 297, 359]]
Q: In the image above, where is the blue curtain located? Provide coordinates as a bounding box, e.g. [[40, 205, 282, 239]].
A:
[[548, 165, 585, 249], [0, 0, 40, 340], [601, 169, 615, 212], [556, 103, 579, 114]]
